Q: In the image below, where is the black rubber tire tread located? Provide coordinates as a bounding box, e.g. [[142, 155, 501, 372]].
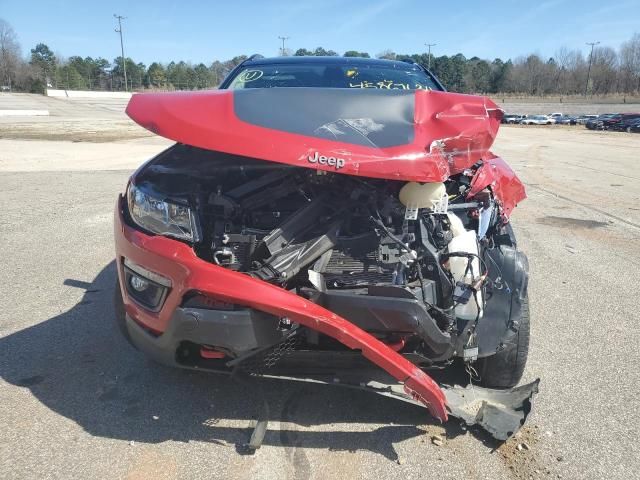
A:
[[476, 294, 530, 388]]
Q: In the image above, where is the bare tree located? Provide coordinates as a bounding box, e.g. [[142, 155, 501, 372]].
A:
[[0, 18, 21, 89], [619, 33, 640, 93], [507, 55, 549, 94], [551, 47, 587, 94], [590, 46, 618, 94]]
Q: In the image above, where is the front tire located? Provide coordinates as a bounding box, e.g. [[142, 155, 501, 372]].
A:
[[476, 295, 530, 388]]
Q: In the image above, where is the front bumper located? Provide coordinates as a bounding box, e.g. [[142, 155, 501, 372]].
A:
[[114, 196, 449, 421], [115, 195, 539, 439]]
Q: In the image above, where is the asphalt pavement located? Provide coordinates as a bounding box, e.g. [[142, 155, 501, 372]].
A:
[[1, 112, 639, 479]]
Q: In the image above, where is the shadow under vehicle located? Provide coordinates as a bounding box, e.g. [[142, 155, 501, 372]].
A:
[[1, 263, 525, 460]]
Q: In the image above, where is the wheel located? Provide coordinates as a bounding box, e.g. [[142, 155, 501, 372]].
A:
[[476, 294, 530, 388], [114, 278, 137, 349]]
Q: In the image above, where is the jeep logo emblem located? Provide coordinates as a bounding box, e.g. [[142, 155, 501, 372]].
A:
[[307, 151, 346, 170]]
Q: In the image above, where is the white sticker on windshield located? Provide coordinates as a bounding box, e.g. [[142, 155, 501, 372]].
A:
[[237, 70, 264, 82]]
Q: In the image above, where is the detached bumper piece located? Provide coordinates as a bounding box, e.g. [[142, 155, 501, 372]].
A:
[[443, 380, 540, 441], [229, 361, 538, 446], [225, 334, 539, 444]]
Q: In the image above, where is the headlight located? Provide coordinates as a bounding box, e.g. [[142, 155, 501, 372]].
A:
[[127, 183, 200, 242]]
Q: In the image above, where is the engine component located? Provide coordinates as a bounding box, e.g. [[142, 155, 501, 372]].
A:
[[252, 221, 341, 282], [399, 182, 448, 219], [261, 196, 330, 255], [399, 182, 447, 209], [135, 149, 497, 363], [320, 247, 395, 288], [446, 222, 483, 321], [212, 233, 258, 270]]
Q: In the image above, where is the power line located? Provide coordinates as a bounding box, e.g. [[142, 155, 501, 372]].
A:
[[425, 43, 436, 70], [584, 41, 600, 96], [114, 14, 128, 91], [278, 36, 290, 56]]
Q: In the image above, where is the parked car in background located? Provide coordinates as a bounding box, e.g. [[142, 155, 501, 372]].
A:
[[554, 115, 576, 125], [585, 114, 616, 130], [626, 119, 640, 133], [521, 115, 555, 125], [502, 114, 526, 124], [575, 114, 598, 125], [608, 114, 640, 132], [548, 112, 563, 119]]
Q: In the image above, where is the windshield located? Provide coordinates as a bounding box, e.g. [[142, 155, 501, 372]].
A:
[[227, 63, 441, 90]]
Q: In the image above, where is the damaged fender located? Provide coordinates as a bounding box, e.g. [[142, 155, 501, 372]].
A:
[[468, 154, 527, 219]]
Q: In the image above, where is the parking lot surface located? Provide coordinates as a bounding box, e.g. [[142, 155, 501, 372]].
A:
[[1, 96, 639, 479]]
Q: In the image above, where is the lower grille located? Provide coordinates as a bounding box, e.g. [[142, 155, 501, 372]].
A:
[[234, 334, 300, 375]]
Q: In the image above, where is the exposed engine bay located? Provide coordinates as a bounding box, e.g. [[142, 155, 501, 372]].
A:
[[134, 144, 529, 372]]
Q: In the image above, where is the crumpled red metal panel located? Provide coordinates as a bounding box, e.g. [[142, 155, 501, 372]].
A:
[[126, 89, 503, 183], [468, 154, 527, 219]]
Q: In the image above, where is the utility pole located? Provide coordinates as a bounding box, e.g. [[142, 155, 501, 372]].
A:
[[114, 14, 128, 91], [584, 41, 599, 96], [425, 43, 436, 70], [278, 36, 290, 56]]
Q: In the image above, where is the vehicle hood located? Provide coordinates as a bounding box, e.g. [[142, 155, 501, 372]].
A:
[[126, 88, 503, 182]]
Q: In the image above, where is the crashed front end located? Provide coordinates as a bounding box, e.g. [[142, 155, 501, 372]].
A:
[[115, 88, 538, 441]]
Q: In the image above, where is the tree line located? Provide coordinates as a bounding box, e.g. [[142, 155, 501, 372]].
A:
[[1, 18, 639, 95]]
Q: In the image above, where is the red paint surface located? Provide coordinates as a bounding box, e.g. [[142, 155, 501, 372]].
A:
[[200, 348, 227, 359], [126, 89, 503, 183], [467, 154, 527, 219], [115, 200, 448, 421]]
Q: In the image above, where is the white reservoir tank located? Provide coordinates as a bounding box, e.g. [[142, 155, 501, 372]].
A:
[[399, 182, 446, 209], [447, 214, 483, 320]]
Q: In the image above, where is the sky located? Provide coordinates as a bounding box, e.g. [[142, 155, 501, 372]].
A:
[[1, 0, 639, 65]]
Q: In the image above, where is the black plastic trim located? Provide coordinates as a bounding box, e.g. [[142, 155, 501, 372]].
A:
[[124, 306, 285, 367]]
